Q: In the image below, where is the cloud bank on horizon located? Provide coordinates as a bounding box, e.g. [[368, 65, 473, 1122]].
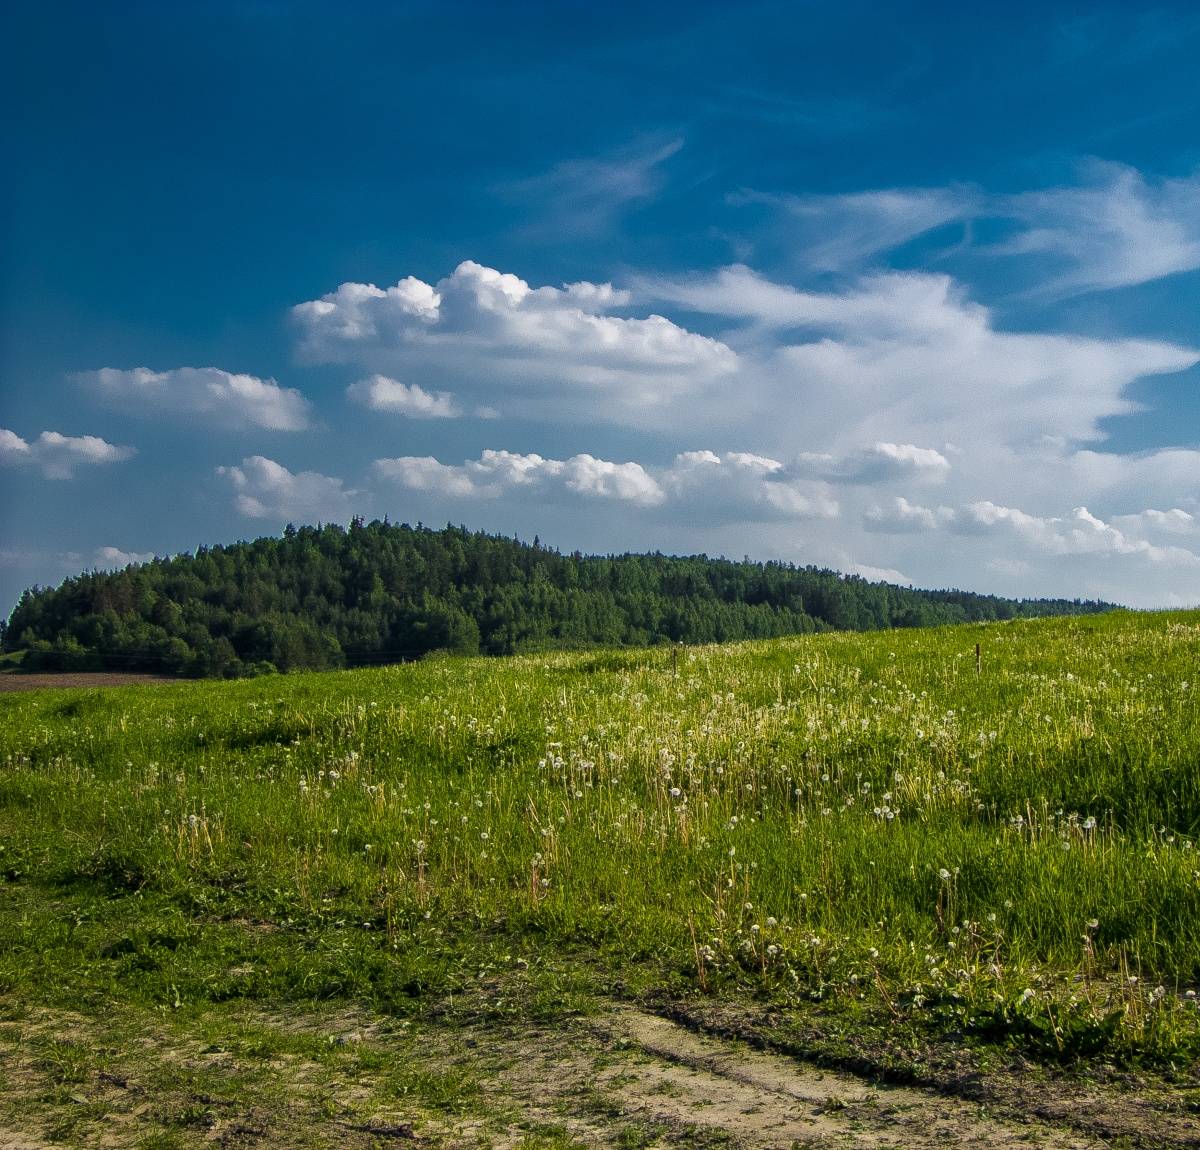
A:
[[3, 3, 1199, 612]]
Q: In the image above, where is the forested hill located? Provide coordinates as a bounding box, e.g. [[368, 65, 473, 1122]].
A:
[[3, 521, 1113, 677]]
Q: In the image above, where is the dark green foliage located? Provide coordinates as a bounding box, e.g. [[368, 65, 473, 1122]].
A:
[[4, 520, 1111, 677]]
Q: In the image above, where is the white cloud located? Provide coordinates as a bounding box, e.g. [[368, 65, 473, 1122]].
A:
[[375, 447, 841, 521], [996, 161, 1200, 295], [1111, 507, 1197, 536], [81, 366, 311, 431], [293, 260, 737, 422], [375, 450, 666, 507], [986, 557, 1033, 578], [864, 497, 957, 533], [0, 428, 135, 479], [217, 456, 361, 521], [848, 562, 913, 585], [642, 266, 1197, 453], [730, 185, 978, 269], [347, 375, 462, 419], [278, 251, 1199, 608], [93, 546, 156, 569], [501, 135, 684, 234], [0, 545, 155, 572], [663, 449, 839, 520], [737, 161, 1200, 295], [796, 442, 951, 485], [963, 501, 1200, 566]]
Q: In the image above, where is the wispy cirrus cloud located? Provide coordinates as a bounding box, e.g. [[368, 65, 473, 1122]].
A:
[[729, 185, 979, 270], [993, 160, 1200, 295], [641, 264, 1198, 451], [734, 160, 1200, 296], [499, 134, 684, 235]]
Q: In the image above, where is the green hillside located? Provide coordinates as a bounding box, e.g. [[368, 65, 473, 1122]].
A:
[[2, 609, 1198, 1144], [2, 520, 1112, 677]]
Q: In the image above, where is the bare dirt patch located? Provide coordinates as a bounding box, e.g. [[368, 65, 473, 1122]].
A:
[[464, 1004, 1103, 1149], [661, 996, 1200, 1149], [1, 998, 1196, 1148], [0, 672, 181, 692]]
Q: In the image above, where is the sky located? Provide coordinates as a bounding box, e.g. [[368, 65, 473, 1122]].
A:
[[2, 0, 1200, 615]]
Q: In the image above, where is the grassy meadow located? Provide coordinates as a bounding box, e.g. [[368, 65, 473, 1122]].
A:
[[2, 607, 1199, 1103]]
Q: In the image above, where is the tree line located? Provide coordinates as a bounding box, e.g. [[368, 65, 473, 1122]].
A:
[[1, 520, 1112, 677]]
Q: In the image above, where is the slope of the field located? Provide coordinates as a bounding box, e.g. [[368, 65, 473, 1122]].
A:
[[0, 610, 1197, 1147]]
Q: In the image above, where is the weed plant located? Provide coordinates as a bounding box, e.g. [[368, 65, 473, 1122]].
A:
[[1, 610, 1198, 1065]]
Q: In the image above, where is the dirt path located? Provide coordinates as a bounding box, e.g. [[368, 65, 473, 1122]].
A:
[[463, 1004, 1102, 1149], [2, 997, 1195, 1148]]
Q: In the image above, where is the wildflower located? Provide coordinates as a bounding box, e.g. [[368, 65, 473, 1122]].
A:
[[938, 868, 952, 881]]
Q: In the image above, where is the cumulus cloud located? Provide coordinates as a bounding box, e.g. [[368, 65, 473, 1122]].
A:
[[863, 494, 1199, 569], [864, 497, 957, 533], [81, 366, 311, 431], [375, 450, 666, 507], [0, 428, 135, 479], [848, 562, 914, 585], [962, 502, 1200, 566], [796, 442, 951, 485], [293, 260, 737, 421], [347, 375, 462, 419], [374, 447, 841, 521], [1110, 507, 1197, 537], [217, 456, 361, 521], [0, 545, 154, 572], [93, 546, 156, 569], [279, 251, 1199, 606], [663, 449, 839, 520]]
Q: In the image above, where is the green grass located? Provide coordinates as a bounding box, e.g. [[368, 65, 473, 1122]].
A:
[[1, 609, 1198, 1068]]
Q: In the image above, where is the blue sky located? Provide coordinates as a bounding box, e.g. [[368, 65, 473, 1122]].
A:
[[3, 0, 1200, 614]]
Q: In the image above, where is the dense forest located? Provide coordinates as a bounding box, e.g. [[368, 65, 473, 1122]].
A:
[[2, 520, 1113, 677]]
